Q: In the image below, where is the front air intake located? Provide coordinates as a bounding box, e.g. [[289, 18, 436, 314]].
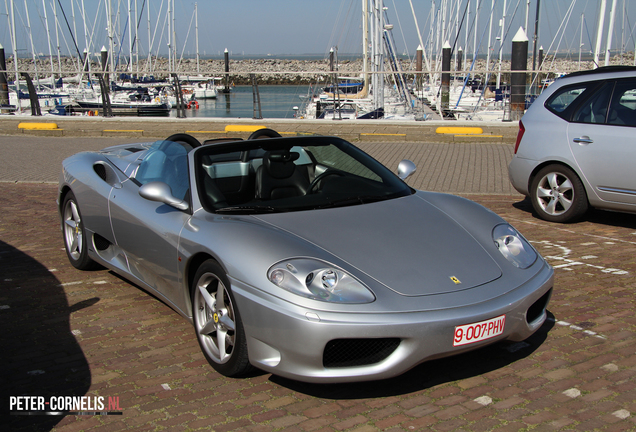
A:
[[527, 289, 552, 324], [323, 338, 400, 368]]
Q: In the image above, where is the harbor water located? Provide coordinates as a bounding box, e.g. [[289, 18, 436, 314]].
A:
[[171, 85, 312, 119]]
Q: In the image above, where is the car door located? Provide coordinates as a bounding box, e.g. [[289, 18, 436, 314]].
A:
[[567, 78, 636, 206], [109, 141, 192, 312]]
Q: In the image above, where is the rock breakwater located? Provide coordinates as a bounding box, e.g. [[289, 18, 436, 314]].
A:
[[4, 53, 634, 85]]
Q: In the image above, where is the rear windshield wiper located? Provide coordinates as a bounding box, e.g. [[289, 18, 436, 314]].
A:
[[215, 205, 279, 214]]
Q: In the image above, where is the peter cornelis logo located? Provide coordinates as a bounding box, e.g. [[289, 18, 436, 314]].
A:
[[9, 395, 123, 416]]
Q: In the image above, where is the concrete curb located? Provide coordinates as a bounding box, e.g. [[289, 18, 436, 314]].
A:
[[0, 116, 518, 143]]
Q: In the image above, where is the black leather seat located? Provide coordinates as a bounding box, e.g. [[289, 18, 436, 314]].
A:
[[255, 151, 309, 200]]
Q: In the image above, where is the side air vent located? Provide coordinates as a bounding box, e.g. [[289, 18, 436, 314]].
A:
[[93, 163, 107, 181], [93, 233, 112, 251], [93, 162, 122, 188]]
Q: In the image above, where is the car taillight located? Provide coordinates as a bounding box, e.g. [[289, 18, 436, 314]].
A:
[[513, 120, 525, 154]]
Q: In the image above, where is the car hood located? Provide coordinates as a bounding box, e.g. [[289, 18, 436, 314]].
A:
[[254, 194, 502, 297]]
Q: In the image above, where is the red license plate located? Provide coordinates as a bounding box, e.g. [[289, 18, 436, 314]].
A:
[[453, 315, 506, 347]]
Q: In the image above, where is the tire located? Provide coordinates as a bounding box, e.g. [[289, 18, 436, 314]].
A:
[[191, 260, 253, 377], [62, 191, 99, 270], [530, 164, 588, 223], [165, 133, 201, 148], [248, 128, 281, 140]]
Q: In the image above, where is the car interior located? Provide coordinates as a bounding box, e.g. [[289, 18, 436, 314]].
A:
[[132, 131, 411, 214]]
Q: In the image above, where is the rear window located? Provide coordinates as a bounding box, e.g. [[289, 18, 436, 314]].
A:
[[545, 85, 588, 114]]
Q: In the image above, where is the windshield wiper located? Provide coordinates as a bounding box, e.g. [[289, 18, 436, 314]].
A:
[[215, 205, 279, 214]]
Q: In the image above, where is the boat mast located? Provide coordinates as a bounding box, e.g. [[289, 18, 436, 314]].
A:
[[593, 0, 606, 68], [135, 0, 139, 76], [409, 0, 432, 83], [172, 0, 177, 73], [128, 0, 133, 72], [371, 0, 384, 110], [23, 0, 40, 87], [604, 0, 617, 66], [9, 0, 21, 111], [486, 0, 494, 84], [81, 0, 90, 78], [52, 0, 62, 74], [464, 0, 470, 71], [363, 0, 368, 95], [579, 13, 584, 70], [473, 0, 479, 77], [195, 2, 199, 74], [167, 0, 172, 73], [42, 0, 54, 76], [107, 0, 115, 78], [531, 0, 540, 90], [496, 0, 507, 89], [147, 0, 151, 74]]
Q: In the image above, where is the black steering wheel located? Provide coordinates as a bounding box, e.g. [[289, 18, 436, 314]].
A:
[[248, 128, 282, 140], [307, 170, 345, 193]]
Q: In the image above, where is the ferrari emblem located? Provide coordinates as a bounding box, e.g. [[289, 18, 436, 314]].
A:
[[213, 313, 219, 323], [450, 276, 461, 284]]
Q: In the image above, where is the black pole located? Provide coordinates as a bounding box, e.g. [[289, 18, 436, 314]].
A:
[[223, 48, 230, 93], [101, 47, 109, 91], [0, 44, 9, 108], [251, 74, 262, 119], [416, 45, 423, 92], [441, 41, 451, 112], [511, 28, 529, 121]]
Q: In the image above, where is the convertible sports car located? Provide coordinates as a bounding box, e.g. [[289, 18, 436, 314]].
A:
[[59, 129, 553, 383]]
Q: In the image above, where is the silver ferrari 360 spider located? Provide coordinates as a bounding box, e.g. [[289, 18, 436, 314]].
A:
[[58, 129, 553, 383]]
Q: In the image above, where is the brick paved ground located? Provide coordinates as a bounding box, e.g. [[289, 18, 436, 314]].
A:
[[0, 136, 516, 195], [2, 182, 635, 431]]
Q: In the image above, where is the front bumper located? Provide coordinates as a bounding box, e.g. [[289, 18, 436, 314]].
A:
[[233, 261, 554, 383]]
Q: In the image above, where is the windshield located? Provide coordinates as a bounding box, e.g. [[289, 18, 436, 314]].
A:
[[195, 136, 413, 214]]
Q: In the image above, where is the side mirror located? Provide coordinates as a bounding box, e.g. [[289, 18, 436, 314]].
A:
[[139, 181, 189, 211], [397, 159, 416, 180]]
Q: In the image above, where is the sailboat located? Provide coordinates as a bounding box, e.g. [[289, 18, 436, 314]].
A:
[[301, 0, 415, 120]]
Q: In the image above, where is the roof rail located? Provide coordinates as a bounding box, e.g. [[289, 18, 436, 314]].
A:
[[564, 65, 636, 79]]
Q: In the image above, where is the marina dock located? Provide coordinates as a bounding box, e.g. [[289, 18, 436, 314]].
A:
[[0, 117, 518, 143]]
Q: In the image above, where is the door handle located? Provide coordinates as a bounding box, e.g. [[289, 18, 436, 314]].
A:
[[573, 136, 593, 145]]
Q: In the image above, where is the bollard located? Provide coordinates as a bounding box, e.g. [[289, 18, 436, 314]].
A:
[[0, 43, 9, 110], [416, 45, 423, 92], [101, 46, 109, 92], [441, 41, 451, 112], [223, 48, 230, 93], [511, 27, 529, 121]]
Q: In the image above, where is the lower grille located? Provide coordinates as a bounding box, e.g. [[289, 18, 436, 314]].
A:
[[527, 288, 552, 324], [323, 338, 400, 368]]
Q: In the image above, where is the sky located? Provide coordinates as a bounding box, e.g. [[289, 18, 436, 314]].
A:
[[1, 0, 635, 62]]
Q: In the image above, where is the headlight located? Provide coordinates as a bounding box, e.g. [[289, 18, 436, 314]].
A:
[[267, 258, 375, 303], [493, 224, 537, 269]]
